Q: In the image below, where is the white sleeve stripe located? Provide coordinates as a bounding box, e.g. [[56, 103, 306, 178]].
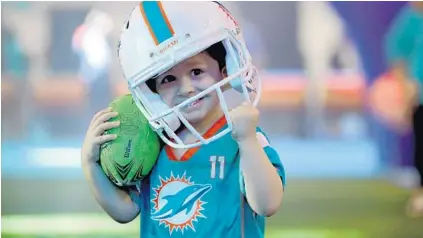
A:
[[256, 132, 270, 148]]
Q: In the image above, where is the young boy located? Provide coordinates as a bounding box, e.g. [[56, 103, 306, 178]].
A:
[[81, 1, 285, 237]]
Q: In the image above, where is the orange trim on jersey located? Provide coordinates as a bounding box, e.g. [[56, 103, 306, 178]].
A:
[[166, 116, 227, 161], [139, 3, 159, 45], [157, 1, 175, 35]]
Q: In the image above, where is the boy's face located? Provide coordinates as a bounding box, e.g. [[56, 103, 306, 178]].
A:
[[155, 52, 225, 123]]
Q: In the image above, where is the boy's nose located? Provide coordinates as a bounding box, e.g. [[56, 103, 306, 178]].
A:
[[178, 76, 195, 97]]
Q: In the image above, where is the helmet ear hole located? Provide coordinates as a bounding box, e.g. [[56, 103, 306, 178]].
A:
[[125, 20, 130, 29]]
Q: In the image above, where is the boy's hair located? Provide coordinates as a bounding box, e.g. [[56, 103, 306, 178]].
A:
[[145, 41, 227, 93]]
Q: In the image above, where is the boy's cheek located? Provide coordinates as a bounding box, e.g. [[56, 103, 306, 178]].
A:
[[158, 90, 175, 106]]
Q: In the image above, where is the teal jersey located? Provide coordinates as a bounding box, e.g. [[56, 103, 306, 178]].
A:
[[136, 117, 285, 238], [385, 4, 423, 102]]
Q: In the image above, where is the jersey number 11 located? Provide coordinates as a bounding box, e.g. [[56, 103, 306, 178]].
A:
[[210, 156, 225, 179]]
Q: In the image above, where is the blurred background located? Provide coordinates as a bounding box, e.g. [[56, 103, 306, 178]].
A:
[[2, 1, 423, 238]]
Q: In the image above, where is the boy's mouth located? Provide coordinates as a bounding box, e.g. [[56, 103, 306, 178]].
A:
[[185, 96, 206, 108]]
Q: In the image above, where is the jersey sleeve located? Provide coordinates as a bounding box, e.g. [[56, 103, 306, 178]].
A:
[[239, 127, 286, 195]]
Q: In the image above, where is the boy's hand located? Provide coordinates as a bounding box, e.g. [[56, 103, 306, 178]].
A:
[[229, 102, 259, 142], [81, 107, 120, 165]]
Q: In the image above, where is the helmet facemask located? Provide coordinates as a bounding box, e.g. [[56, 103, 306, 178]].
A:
[[119, 2, 261, 149]]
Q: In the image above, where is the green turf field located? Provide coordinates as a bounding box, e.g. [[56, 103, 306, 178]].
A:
[[2, 180, 422, 238]]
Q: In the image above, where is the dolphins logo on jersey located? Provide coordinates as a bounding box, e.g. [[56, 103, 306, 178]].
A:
[[151, 172, 212, 235]]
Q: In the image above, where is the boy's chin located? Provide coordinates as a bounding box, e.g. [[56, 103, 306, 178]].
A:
[[181, 110, 208, 124]]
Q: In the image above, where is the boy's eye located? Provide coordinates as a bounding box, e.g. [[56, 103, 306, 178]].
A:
[[161, 75, 176, 84], [191, 69, 204, 77]]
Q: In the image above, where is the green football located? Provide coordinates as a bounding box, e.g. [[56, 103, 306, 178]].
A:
[[100, 94, 160, 187]]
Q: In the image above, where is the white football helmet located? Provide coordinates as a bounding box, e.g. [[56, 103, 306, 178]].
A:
[[118, 1, 261, 149]]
